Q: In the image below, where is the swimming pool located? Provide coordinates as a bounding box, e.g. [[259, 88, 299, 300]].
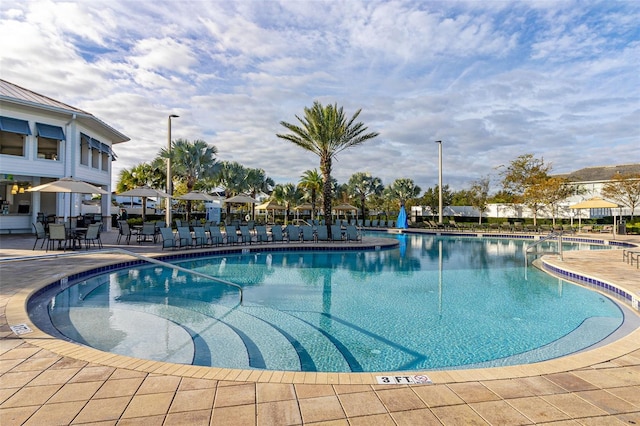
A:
[[38, 233, 625, 372]]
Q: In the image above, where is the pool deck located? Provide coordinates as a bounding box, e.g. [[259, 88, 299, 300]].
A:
[[1, 229, 639, 425]]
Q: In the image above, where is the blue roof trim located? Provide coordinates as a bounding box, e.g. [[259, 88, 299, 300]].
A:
[[0, 116, 31, 135], [35, 122, 65, 141]]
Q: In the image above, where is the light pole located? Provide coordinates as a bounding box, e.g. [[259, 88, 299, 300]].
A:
[[435, 140, 443, 224], [166, 114, 179, 226]]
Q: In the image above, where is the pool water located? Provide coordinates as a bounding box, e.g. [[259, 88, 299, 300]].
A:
[[43, 234, 623, 372]]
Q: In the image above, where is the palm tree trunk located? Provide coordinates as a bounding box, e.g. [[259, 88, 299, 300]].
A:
[[321, 156, 332, 231]]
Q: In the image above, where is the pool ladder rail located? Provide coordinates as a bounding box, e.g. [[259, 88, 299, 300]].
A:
[[524, 230, 565, 267], [0, 248, 245, 303]]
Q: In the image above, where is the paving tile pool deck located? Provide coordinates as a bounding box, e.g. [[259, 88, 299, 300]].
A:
[[1, 229, 639, 425]]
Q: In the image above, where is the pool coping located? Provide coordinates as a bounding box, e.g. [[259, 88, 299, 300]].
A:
[[5, 234, 640, 385]]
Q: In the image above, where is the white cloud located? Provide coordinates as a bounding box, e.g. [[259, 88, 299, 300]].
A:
[[1, 0, 638, 193]]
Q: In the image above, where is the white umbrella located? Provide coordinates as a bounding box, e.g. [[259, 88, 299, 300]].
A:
[[28, 177, 107, 221], [28, 177, 107, 195], [118, 187, 171, 198], [118, 186, 171, 221], [177, 191, 218, 201]]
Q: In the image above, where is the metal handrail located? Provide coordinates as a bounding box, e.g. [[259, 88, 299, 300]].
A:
[[0, 248, 244, 303], [525, 231, 564, 267]]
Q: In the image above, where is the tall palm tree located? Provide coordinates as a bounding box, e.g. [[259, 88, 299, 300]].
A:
[[161, 139, 220, 221], [347, 172, 384, 221], [277, 101, 379, 232], [298, 169, 323, 220], [385, 178, 421, 221], [246, 168, 274, 220]]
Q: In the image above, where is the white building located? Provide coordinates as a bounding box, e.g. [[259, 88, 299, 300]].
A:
[[0, 79, 129, 233], [411, 163, 640, 221]]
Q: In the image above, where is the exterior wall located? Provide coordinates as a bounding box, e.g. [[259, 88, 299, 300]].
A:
[[0, 102, 122, 233]]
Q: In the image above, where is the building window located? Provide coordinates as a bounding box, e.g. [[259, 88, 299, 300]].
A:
[[80, 133, 90, 166], [35, 123, 64, 160], [0, 116, 31, 157], [0, 131, 25, 157], [37, 137, 60, 160]]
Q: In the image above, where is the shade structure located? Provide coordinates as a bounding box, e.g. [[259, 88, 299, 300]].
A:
[[256, 200, 286, 210], [177, 191, 218, 201], [570, 197, 619, 235], [333, 203, 357, 211], [28, 177, 108, 221], [118, 186, 171, 221], [569, 197, 618, 209], [397, 205, 408, 229], [224, 194, 258, 204], [256, 200, 286, 223], [28, 177, 107, 195], [294, 203, 313, 211]]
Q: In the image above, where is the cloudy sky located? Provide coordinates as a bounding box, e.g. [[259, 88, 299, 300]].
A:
[[2, 0, 638, 192]]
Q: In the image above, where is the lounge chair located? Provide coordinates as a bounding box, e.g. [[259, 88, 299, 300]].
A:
[[371, 219, 378, 227], [239, 225, 255, 244], [270, 225, 285, 242], [364, 219, 371, 227], [209, 227, 225, 246], [159, 227, 178, 250], [600, 225, 613, 233], [300, 225, 315, 242], [177, 226, 196, 248], [285, 224, 300, 242], [255, 225, 271, 243], [316, 225, 329, 242], [193, 227, 209, 247], [137, 222, 157, 243], [330, 224, 344, 242], [345, 225, 361, 242], [223, 226, 240, 244]]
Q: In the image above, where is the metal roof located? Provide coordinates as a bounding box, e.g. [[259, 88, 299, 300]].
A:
[[557, 164, 640, 183], [0, 79, 129, 143]]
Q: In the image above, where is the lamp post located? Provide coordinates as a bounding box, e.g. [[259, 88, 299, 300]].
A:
[[435, 140, 443, 224], [166, 114, 179, 226]]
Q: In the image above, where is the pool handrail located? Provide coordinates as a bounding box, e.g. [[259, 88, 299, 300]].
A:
[[0, 248, 245, 303]]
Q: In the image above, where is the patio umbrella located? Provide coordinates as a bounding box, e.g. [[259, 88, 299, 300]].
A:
[[569, 197, 619, 232], [28, 177, 107, 221], [118, 186, 171, 221], [177, 191, 218, 201], [397, 205, 408, 229]]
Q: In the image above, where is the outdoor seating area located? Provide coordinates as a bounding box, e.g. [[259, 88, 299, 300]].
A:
[[155, 222, 364, 250], [32, 219, 99, 252]]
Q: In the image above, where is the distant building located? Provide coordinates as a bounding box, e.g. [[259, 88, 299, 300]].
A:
[[559, 163, 640, 218], [0, 79, 129, 233], [411, 163, 640, 221]]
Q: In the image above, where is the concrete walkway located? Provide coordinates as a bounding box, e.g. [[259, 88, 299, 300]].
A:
[[1, 230, 639, 425]]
